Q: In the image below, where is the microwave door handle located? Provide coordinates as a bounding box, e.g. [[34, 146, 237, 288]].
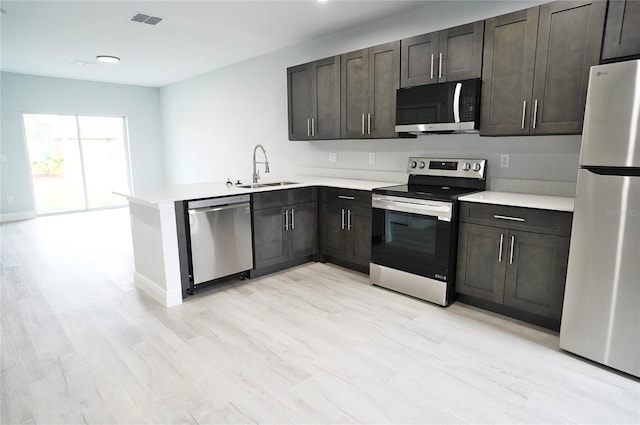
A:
[[453, 82, 462, 123]]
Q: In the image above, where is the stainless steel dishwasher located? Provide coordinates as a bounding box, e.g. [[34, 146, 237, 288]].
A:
[[187, 194, 253, 287]]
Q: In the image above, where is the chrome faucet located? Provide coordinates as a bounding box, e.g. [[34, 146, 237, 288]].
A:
[[252, 144, 270, 184]]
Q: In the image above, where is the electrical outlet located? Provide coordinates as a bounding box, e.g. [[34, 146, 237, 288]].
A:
[[329, 152, 337, 163], [369, 152, 376, 164], [500, 154, 510, 168], [7, 196, 14, 204]]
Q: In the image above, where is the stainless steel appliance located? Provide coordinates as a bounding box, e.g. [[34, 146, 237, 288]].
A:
[[560, 60, 640, 378], [187, 194, 253, 288], [395, 79, 481, 135], [371, 157, 486, 305]]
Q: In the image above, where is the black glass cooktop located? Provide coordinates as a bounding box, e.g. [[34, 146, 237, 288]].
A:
[[373, 183, 480, 201]]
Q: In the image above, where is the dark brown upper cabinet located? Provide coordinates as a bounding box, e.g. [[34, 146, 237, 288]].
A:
[[341, 41, 400, 139], [481, 1, 606, 136], [287, 56, 340, 140], [601, 0, 640, 62], [400, 21, 484, 88]]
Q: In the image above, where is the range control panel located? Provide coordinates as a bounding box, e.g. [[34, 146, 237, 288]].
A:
[[407, 157, 486, 180]]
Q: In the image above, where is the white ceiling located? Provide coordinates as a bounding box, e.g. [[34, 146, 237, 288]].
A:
[[0, 0, 433, 87]]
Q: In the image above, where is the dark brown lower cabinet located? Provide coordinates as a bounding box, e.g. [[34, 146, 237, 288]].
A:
[[319, 188, 371, 274], [456, 202, 572, 330], [251, 188, 317, 277]]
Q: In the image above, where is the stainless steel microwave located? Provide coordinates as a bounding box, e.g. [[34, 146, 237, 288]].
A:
[[395, 78, 481, 135]]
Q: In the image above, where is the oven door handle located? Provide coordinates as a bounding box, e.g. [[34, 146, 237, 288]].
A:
[[372, 197, 452, 221], [373, 198, 450, 211]]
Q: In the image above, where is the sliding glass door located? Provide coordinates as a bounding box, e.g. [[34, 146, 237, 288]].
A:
[[23, 114, 131, 215]]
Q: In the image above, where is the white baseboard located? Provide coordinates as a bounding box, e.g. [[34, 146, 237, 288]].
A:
[[0, 211, 37, 222], [134, 271, 183, 307]]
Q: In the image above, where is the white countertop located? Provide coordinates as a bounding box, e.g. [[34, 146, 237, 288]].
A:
[[115, 175, 398, 205], [459, 191, 574, 212]]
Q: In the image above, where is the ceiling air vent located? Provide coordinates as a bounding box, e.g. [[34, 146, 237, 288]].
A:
[[130, 12, 163, 25]]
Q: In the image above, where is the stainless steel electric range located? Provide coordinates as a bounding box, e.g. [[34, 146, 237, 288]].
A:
[[370, 157, 487, 306]]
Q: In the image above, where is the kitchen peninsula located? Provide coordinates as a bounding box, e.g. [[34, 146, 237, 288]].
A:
[[117, 176, 397, 307]]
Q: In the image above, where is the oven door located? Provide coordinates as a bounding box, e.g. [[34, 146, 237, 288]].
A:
[[371, 195, 453, 282]]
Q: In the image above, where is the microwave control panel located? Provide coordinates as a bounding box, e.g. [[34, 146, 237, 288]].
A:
[[458, 83, 480, 122]]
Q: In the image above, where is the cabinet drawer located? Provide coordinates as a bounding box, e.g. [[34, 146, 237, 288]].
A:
[[253, 187, 317, 210], [252, 190, 285, 210], [459, 202, 572, 237], [321, 187, 370, 205], [287, 187, 316, 205]]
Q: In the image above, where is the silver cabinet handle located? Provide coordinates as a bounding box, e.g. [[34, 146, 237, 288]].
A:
[[341, 208, 345, 230], [311, 118, 315, 137], [367, 113, 371, 135], [509, 235, 515, 265], [493, 214, 525, 222], [361, 114, 365, 135], [291, 208, 295, 230], [532, 99, 538, 130], [521, 100, 527, 129], [284, 209, 289, 231], [498, 233, 504, 263], [439, 52, 443, 79], [347, 209, 352, 230], [307, 118, 310, 137], [338, 195, 355, 200], [430, 54, 435, 79]]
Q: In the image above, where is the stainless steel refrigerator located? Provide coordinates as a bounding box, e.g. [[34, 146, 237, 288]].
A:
[[560, 60, 640, 378]]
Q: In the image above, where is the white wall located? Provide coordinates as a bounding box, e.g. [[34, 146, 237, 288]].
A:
[[160, 0, 578, 195], [0, 72, 165, 220]]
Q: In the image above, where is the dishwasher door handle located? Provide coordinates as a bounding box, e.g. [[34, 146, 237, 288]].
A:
[[188, 202, 251, 215]]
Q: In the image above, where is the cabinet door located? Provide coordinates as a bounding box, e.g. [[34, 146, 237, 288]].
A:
[[253, 206, 288, 269], [480, 7, 539, 136], [311, 56, 341, 139], [287, 64, 312, 140], [503, 231, 570, 320], [602, 0, 640, 62], [349, 205, 372, 267], [531, 1, 606, 135], [439, 21, 484, 82], [456, 223, 507, 303], [289, 202, 317, 260], [341, 49, 369, 139], [368, 41, 400, 138], [401, 32, 439, 88], [321, 202, 349, 257]]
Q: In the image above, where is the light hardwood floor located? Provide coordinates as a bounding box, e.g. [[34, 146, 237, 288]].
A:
[[1, 208, 638, 424]]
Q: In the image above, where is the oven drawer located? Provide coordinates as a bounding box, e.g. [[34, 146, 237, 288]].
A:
[[459, 202, 572, 237]]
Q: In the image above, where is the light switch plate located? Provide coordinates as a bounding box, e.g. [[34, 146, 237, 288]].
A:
[[329, 152, 337, 163], [369, 152, 376, 164]]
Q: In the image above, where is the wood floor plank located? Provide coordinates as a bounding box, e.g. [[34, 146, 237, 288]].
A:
[[1, 208, 638, 424]]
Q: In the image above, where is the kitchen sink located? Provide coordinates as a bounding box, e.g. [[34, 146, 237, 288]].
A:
[[237, 181, 299, 189]]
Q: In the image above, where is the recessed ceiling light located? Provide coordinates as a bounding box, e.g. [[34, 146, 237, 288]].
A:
[[96, 55, 120, 63]]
